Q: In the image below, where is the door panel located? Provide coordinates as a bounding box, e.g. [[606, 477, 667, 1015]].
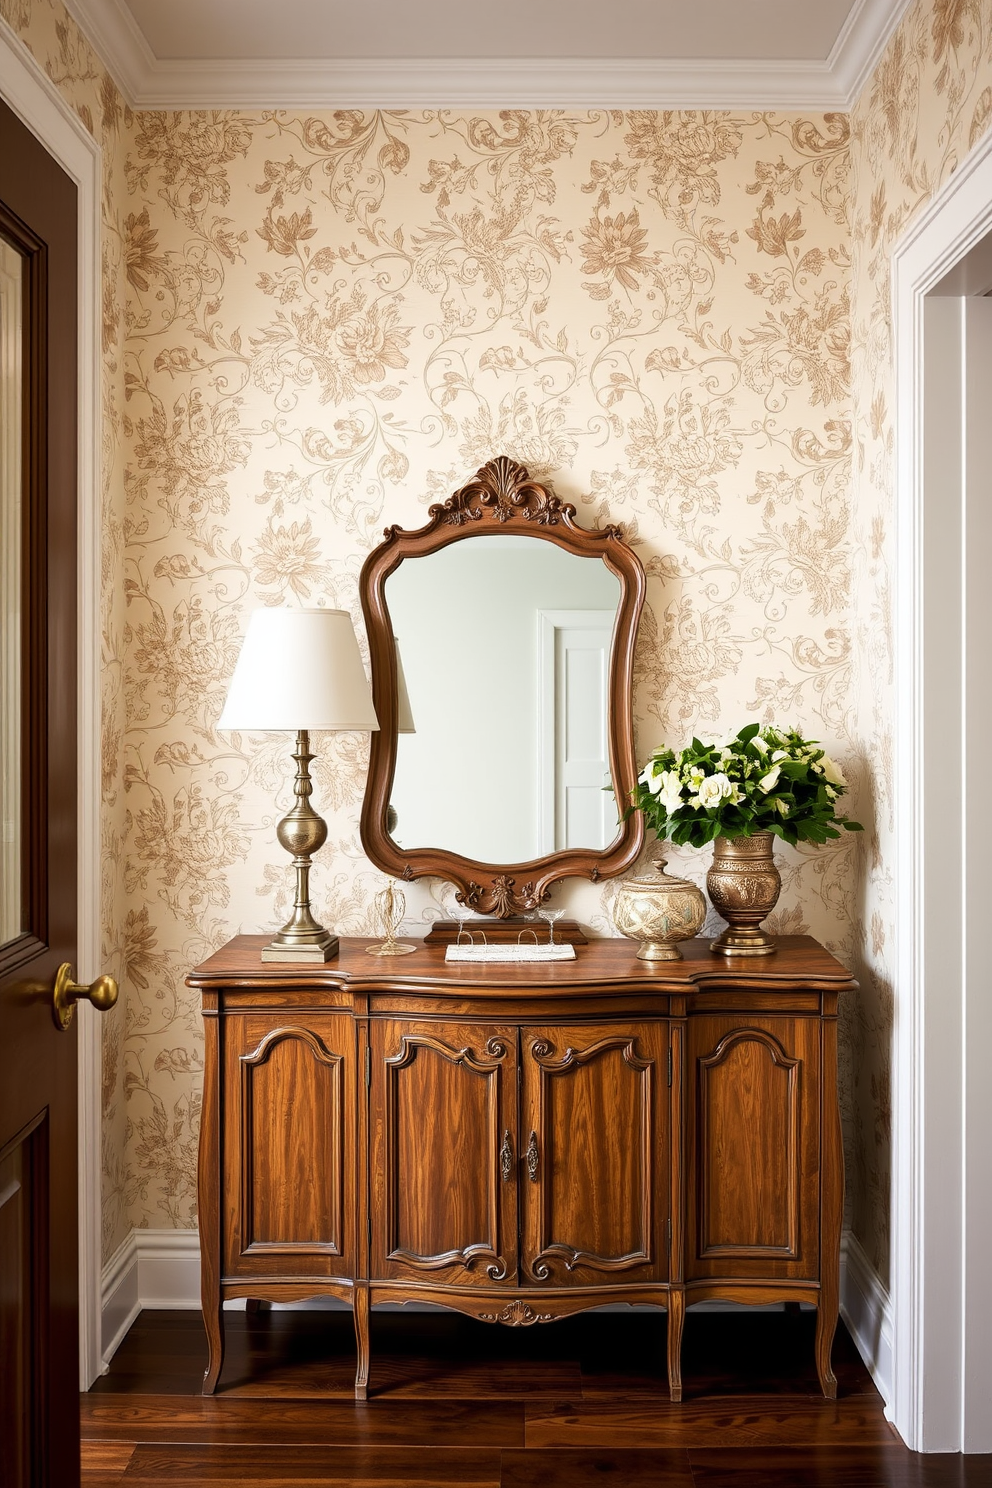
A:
[[0, 1118, 46, 1488], [521, 1023, 669, 1285], [0, 97, 79, 1488], [222, 1013, 355, 1278], [371, 1020, 517, 1286], [687, 1015, 820, 1279]]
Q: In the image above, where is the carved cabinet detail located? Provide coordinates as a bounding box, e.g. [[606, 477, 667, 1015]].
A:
[[370, 1020, 517, 1285], [521, 1023, 668, 1285], [686, 1014, 820, 1279], [221, 1012, 356, 1280], [191, 935, 851, 1405]]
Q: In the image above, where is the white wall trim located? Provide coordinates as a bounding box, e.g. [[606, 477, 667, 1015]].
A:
[[101, 1228, 203, 1365], [840, 1231, 893, 1408], [100, 1230, 141, 1366], [827, 0, 912, 109], [892, 120, 992, 1453], [0, 16, 104, 1394], [62, 0, 910, 109]]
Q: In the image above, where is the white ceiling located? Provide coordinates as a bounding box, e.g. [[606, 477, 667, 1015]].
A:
[[63, 0, 912, 108]]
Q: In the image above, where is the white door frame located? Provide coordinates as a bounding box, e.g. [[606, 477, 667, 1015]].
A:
[[0, 17, 104, 1389], [536, 608, 614, 855], [892, 122, 992, 1453]]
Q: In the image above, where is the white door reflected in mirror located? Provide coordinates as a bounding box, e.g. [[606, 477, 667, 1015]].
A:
[[385, 536, 621, 864]]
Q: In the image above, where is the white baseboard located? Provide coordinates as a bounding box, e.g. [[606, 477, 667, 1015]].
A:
[[100, 1228, 202, 1364], [102, 1223, 894, 1398], [840, 1229, 893, 1408]]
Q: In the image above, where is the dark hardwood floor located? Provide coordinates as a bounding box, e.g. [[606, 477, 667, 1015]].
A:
[[82, 1308, 992, 1486]]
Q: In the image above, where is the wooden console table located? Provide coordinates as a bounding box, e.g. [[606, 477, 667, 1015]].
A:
[[189, 934, 852, 1400]]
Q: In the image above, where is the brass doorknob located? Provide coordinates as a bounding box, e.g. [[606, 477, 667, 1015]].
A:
[[52, 962, 119, 1031]]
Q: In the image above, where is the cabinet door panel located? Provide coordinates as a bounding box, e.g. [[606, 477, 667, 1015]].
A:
[[687, 1015, 819, 1279], [371, 1020, 517, 1286], [521, 1022, 668, 1285], [221, 1013, 355, 1279]]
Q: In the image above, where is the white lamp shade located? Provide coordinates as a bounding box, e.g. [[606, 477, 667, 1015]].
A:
[[218, 608, 379, 732]]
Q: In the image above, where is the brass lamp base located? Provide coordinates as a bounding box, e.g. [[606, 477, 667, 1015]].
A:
[[261, 932, 339, 964], [261, 729, 339, 965]]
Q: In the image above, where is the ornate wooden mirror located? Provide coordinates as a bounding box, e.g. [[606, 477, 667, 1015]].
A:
[[359, 456, 645, 916]]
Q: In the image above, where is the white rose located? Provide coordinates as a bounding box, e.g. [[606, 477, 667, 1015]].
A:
[[697, 772, 734, 809], [639, 758, 666, 793], [758, 764, 781, 793], [821, 754, 847, 788], [751, 734, 769, 755], [776, 797, 790, 816], [658, 771, 684, 814], [771, 749, 788, 762]]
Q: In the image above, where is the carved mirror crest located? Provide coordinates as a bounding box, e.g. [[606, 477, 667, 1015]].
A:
[[359, 456, 645, 917]]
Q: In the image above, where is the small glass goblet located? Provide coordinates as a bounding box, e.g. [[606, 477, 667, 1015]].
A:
[[537, 908, 565, 944]]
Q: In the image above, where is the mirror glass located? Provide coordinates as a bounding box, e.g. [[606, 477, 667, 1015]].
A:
[[385, 535, 621, 864]]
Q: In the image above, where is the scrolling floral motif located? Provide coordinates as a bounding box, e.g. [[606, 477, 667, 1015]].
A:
[[431, 455, 575, 528]]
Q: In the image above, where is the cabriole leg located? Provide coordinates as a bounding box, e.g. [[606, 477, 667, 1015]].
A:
[[815, 1300, 838, 1400], [353, 1284, 370, 1400], [202, 1299, 225, 1394], [666, 1289, 685, 1403]]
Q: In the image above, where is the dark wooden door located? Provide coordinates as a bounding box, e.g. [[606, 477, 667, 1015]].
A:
[[520, 1023, 669, 1285], [686, 1014, 821, 1280], [220, 1012, 356, 1280], [370, 1020, 518, 1286], [0, 98, 80, 1488]]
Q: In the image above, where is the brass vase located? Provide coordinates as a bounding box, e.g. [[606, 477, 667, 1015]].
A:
[[612, 857, 707, 960], [707, 833, 781, 956]]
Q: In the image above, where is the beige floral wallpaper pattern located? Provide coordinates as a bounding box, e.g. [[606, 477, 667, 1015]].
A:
[[5, 0, 991, 1286], [105, 102, 861, 1253], [846, 0, 992, 1277]]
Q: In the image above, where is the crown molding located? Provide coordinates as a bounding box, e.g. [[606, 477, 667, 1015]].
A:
[[64, 0, 909, 110], [826, 0, 913, 106]]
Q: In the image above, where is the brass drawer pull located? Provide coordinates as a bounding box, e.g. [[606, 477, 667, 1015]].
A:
[[499, 1129, 513, 1183], [526, 1130, 539, 1182]]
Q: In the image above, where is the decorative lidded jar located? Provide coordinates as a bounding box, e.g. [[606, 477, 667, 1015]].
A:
[[611, 856, 707, 960]]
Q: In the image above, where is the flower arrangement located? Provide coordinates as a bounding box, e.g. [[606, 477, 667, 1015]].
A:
[[631, 724, 863, 849]]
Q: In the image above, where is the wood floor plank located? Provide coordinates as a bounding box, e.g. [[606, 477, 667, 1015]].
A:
[[81, 1395, 525, 1449], [82, 1443, 137, 1472], [93, 1310, 582, 1400], [499, 1447, 695, 1487], [524, 1397, 897, 1449], [686, 1446, 992, 1487], [116, 1443, 501, 1485], [80, 1440, 136, 1488], [579, 1311, 875, 1400], [222, 1355, 582, 1401]]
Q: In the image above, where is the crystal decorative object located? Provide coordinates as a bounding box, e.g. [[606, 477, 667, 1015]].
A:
[[366, 879, 417, 956]]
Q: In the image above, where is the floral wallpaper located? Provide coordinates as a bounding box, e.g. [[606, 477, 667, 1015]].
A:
[[7, 0, 989, 1288], [102, 103, 862, 1251], [846, 0, 992, 1279]]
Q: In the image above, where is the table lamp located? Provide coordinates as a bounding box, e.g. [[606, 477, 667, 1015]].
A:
[[218, 607, 379, 962]]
